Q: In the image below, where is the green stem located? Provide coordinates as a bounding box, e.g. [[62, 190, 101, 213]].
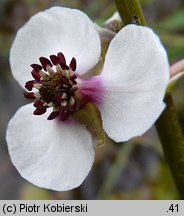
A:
[[114, 0, 147, 25], [156, 95, 184, 199], [114, 0, 184, 199]]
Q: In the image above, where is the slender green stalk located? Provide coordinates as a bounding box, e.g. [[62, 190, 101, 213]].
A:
[[156, 95, 184, 199], [114, 0, 184, 199], [114, 0, 147, 25]]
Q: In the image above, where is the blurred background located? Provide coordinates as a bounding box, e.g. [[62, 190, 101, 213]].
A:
[[0, 0, 184, 200]]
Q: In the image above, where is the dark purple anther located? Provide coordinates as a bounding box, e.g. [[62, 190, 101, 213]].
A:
[[60, 110, 70, 121], [69, 101, 80, 113], [31, 70, 41, 81], [31, 64, 42, 72], [70, 57, 77, 71], [60, 62, 69, 70], [71, 77, 77, 85], [72, 74, 77, 79], [54, 95, 63, 103], [33, 108, 47, 115], [33, 100, 45, 109], [24, 92, 36, 99], [50, 55, 60, 65], [57, 52, 66, 65], [47, 111, 59, 120], [39, 57, 52, 71], [25, 81, 34, 91]]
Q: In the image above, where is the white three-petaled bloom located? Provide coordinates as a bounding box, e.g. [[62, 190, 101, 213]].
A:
[[6, 7, 169, 191]]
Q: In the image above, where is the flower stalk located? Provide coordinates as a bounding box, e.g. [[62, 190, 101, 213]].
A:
[[114, 0, 147, 26], [156, 95, 184, 199], [114, 0, 184, 199]]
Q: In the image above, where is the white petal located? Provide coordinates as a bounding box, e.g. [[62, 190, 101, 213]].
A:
[[100, 25, 169, 142], [6, 104, 95, 191], [10, 7, 101, 88]]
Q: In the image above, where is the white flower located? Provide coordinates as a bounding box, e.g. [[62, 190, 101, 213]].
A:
[[6, 7, 169, 191]]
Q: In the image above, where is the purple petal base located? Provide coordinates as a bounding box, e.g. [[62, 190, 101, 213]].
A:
[[80, 75, 105, 106]]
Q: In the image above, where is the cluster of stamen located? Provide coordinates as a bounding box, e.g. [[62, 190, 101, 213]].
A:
[[24, 52, 79, 121]]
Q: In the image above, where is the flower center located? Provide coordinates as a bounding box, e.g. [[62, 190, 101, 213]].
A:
[[24, 52, 80, 121]]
